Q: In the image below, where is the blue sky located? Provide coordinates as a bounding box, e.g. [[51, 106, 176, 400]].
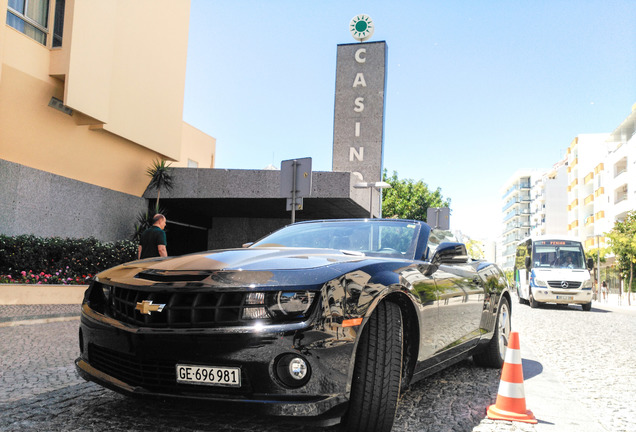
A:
[[183, 0, 636, 240]]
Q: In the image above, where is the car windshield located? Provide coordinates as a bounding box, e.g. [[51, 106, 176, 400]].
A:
[[251, 220, 421, 259], [533, 241, 586, 269]]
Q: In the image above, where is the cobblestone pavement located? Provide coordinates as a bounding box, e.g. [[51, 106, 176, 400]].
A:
[[509, 300, 636, 432], [0, 304, 80, 322], [0, 300, 634, 431]]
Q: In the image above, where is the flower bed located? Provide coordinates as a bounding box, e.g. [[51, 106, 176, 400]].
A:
[[0, 269, 92, 285], [0, 234, 136, 285]]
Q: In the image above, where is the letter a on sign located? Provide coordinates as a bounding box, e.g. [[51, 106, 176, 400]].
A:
[[353, 73, 367, 88]]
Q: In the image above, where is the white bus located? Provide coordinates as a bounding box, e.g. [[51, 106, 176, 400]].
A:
[[514, 236, 595, 311]]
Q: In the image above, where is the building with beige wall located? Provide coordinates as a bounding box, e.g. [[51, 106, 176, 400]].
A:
[[565, 134, 611, 249], [1, 0, 215, 240]]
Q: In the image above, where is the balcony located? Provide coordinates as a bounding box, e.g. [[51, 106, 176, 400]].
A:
[[595, 187, 604, 197], [585, 236, 607, 249], [569, 198, 579, 209], [614, 157, 627, 178], [595, 210, 605, 220], [595, 163, 604, 174], [585, 215, 595, 226], [615, 185, 628, 204], [584, 172, 594, 184], [570, 157, 579, 168], [568, 178, 579, 192], [584, 194, 594, 206], [502, 195, 532, 212]]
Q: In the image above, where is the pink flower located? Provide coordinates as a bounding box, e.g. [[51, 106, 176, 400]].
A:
[[21, 271, 26, 276]]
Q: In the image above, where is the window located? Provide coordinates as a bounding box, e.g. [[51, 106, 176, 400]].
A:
[[6, 0, 49, 45], [187, 159, 199, 168], [52, 0, 64, 47]]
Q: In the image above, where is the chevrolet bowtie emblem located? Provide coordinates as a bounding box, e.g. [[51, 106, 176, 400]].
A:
[[135, 300, 165, 315]]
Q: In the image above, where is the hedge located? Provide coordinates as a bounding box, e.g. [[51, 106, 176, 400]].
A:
[[0, 235, 137, 284]]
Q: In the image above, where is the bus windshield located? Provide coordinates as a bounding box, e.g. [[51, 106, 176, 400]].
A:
[[532, 240, 586, 270]]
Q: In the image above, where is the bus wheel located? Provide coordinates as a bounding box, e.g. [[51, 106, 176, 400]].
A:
[[582, 302, 592, 311], [529, 289, 540, 308]]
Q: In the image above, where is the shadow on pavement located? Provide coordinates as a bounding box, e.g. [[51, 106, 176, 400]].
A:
[[521, 358, 543, 380]]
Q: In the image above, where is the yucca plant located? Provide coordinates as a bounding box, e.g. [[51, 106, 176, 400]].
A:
[[146, 158, 174, 212]]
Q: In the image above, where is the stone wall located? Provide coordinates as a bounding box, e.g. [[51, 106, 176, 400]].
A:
[[0, 159, 146, 241]]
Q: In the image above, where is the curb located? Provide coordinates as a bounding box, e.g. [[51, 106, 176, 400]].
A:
[[0, 284, 87, 305], [0, 314, 80, 327]]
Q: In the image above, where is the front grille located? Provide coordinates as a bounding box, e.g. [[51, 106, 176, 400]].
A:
[[547, 280, 582, 289], [89, 344, 175, 389], [108, 287, 246, 328], [88, 344, 249, 394]]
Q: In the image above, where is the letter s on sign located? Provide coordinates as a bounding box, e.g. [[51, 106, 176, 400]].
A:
[[355, 48, 366, 63], [354, 97, 364, 112]]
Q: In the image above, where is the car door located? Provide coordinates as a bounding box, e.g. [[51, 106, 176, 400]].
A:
[[434, 263, 484, 354]]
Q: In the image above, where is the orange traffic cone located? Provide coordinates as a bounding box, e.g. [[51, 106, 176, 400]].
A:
[[487, 331, 537, 424]]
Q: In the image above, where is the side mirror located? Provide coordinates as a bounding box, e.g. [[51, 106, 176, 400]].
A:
[[525, 255, 532, 269], [431, 242, 469, 266], [242, 242, 254, 248], [587, 257, 594, 270]]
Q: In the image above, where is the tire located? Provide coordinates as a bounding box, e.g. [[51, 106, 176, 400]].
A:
[[582, 302, 592, 311], [529, 289, 540, 308], [473, 296, 511, 368], [344, 301, 403, 432]]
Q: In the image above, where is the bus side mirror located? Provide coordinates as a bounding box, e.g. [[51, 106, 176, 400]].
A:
[[525, 255, 531, 269], [587, 257, 594, 270]]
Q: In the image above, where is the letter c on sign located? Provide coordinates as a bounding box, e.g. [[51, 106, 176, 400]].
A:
[[355, 48, 366, 63]]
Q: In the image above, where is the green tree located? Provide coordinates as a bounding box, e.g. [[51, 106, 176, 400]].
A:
[[465, 239, 485, 260], [381, 170, 451, 221], [146, 158, 174, 212], [606, 210, 636, 305], [585, 245, 608, 287]]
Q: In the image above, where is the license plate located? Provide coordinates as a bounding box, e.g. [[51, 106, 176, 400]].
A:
[[556, 295, 573, 300], [176, 364, 241, 387]]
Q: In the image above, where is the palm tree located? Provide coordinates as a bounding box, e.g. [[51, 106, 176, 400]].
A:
[[146, 159, 174, 212]]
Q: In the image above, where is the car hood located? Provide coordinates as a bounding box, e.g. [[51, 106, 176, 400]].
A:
[[96, 248, 387, 289], [135, 247, 368, 271]]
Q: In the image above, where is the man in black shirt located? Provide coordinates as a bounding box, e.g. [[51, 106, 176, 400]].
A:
[[138, 214, 168, 259]]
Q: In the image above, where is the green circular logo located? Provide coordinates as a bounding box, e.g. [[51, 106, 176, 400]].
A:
[[349, 15, 374, 42]]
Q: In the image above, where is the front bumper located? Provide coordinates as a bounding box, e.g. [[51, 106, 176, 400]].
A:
[[76, 304, 355, 418], [531, 288, 592, 305]]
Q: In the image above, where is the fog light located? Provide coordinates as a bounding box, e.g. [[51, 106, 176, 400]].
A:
[[289, 357, 307, 380], [275, 354, 311, 388]]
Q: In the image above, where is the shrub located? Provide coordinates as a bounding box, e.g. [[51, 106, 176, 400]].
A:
[[0, 235, 137, 284]]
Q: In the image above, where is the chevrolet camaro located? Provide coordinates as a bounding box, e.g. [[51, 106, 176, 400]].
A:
[[76, 218, 511, 432]]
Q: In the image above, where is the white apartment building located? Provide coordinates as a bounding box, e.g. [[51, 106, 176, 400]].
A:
[[500, 170, 542, 269], [500, 104, 635, 272], [530, 159, 568, 237], [580, 105, 636, 249], [566, 133, 611, 247]]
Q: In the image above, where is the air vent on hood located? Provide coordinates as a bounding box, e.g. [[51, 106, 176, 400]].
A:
[[135, 270, 210, 282]]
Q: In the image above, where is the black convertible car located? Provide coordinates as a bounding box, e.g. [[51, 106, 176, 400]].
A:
[[76, 219, 511, 432]]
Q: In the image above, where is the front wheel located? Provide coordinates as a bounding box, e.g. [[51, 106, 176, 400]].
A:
[[582, 302, 592, 311], [473, 296, 511, 368], [344, 301, 403, 432], [529, 289, 540, 308]]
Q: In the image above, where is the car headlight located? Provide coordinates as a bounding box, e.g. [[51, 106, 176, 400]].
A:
[[533, 278, 547, 287], [581, 279, 593, 289], [243, 291, 316, 320]]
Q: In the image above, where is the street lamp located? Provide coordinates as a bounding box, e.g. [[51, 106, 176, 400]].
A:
[[354, 181, 392, 218]]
